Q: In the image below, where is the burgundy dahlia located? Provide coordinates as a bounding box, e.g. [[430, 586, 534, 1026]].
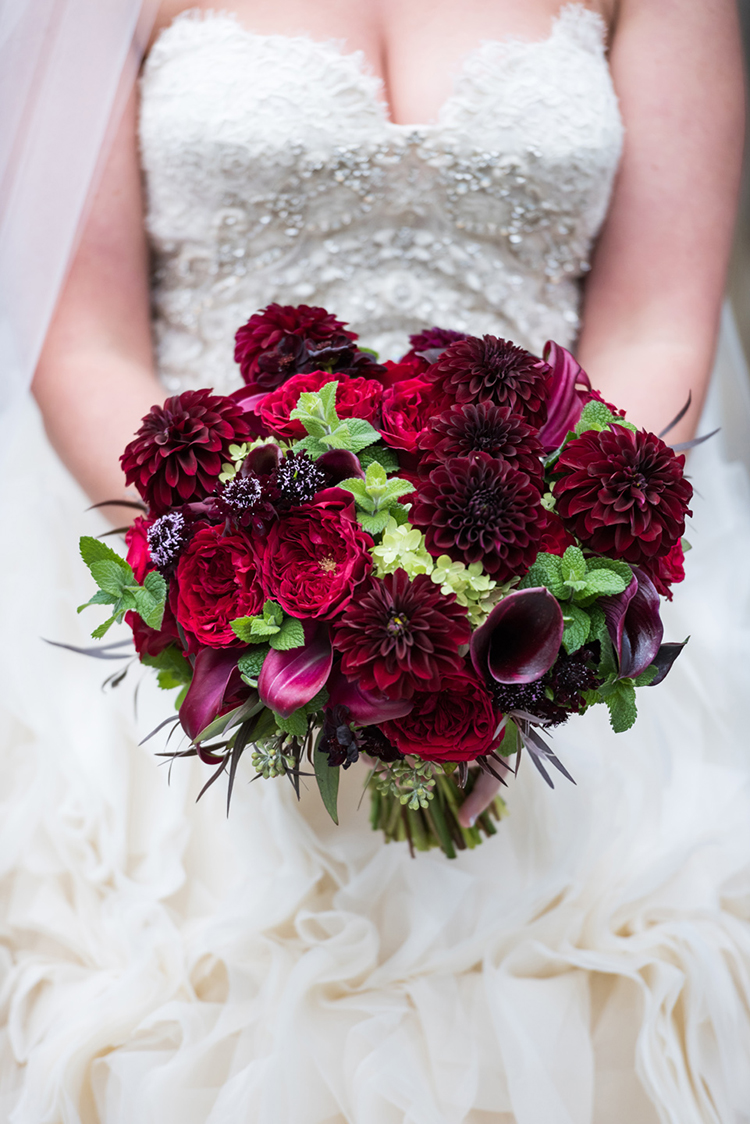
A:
[[410, 453, 545, 581], [427, 335, 550, 427], [121, 390, 251, 516], [420, 402, 544, 480], [406, 327, 469, 355], [332, 569, 471, 700], [552, 426, 693, 565], [234, 303, 358, 391]]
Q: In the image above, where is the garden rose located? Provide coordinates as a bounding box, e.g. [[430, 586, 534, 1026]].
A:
[[379, 378, 437, 453], [383, 666, 502, 762], [259, 371, 383, 440], [173, 526, 265, 649], [262, 489, 373, 619], [125, 516, 154, 583]]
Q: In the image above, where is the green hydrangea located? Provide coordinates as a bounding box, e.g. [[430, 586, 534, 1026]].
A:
[[429, 556, 498, 627], [371, 517, 435, 578]]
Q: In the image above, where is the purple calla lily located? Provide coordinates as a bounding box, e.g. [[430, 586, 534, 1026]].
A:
[[327, 665, 414, 724], [180, 647, 244, 742], [245, 442, 283, 475], [471, 587, 564, 685], [600, 569, 664, 680], [258, 620, 333, 718], [538, 341, 591, 451], [648, 640, 688, 685], [317, 449, 366, 482]]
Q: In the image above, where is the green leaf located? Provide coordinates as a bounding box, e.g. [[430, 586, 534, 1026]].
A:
[[561, 546, 587, 583], [562, 603, 591, 654], [237, 645, 270, 685], [141, 644, 192, 685], [498, 718, 520, 757], [91, 615, 119, 640], [88, 560, 131, 597], [133, 577, 166, 630], [606, 679, 637, 733], [79, 536, 131, 572], [389, 502, 411, 526], [574, 400, 617, 435], [77, 589, 118, 613], [358, 510, 392, 535], [231, 600, 284, 643], [275, 709, 309, 738], [521, 552, 565, 598], [321, 417, 381, 455], [579, 568, 629, 599], [292, 435, 328, 459], [337, 477, 373, 510], [268, 616, 305, 651], [634, 664, 658, 687], [358, 444, 400, 473], [313, 734, 340, 825]]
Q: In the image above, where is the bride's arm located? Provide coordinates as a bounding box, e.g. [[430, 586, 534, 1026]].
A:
[[575, 0, 745, 444], [32, 88, 161, 513], [459, 0, 745, 828]]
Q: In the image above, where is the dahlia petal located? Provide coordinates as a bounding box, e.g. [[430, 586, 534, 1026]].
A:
[[471, 588, 564, 685]]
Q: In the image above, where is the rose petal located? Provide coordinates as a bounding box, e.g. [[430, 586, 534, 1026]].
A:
[[470, 587, 564, 685], [258, 620, 333, 718]]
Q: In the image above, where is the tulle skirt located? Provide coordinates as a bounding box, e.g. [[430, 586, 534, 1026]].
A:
[[2, 309, 750, 1124]]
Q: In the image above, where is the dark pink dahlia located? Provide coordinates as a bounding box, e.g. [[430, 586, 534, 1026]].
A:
[[405, 327, 469, 357], [427, 335, 550, 427], [420, 402, 544, 481], [409, 453, 545, 580], [121, 390, 251, 516], [234, 303, 358, 391], [552, 426, 693, 565], [332, 569, 471, 700]]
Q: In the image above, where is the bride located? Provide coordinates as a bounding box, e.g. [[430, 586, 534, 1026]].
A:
[[2, 1, 750, 1120]]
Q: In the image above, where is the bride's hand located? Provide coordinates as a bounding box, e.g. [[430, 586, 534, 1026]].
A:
[[457, 772, 502, 829]]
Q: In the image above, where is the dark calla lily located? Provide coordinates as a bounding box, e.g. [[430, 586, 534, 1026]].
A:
[[327, 665, 414, 724], [258, 620, 333, 718], [471, 587, 564, 685], [245, 442, 283, 476], [317, 449, 366, 483], [228, 386, 272, 437], [538, 341, 591, 451], [648, 640, 688, 686], [600, 569, 664, 680], [180, 647, 244, 742]]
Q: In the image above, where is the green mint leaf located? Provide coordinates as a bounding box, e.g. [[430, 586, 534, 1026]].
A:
[[337, 477, 374, 511], [321, 417, 380, 455], [562, 603, 591, 654], [238, 645, 270, 685], [141, 644, 193, 684], [585, 557, 633, 584], [230, 616, 258, 643], [579, 569, 629, 599], [91, 615, 119, 640], [275, 709, 309, 738], [133, 586, 165, 631], [317, 380, 340, 419], [634, 664, 658, 687], [521, 552, 565, 598], [561, 546, 587, 585], [88, 559, 131, 597], [263, 600, 284, 627], [574, 400, 617, 435], [77, 589, 118, 613], [358, 510, 392, 535], [389, 502, 411, 526], [358, 444, 400, 473], [606, 679, 637, 733], [269, 616, 305, 651], [365, 461, 388, 488], [313, 734, 340, 825], [79, 535, 132, 572], [292, 435, 327, 459], [378, 478, 416, 506]]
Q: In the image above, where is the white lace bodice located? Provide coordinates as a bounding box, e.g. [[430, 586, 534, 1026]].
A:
[[140, 4, 623, 393]]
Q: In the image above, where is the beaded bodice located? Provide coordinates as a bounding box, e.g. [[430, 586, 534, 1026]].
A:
[[140, 5, 623, 393]]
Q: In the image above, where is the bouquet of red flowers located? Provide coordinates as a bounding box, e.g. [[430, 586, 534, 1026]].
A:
[[77, 305, 693, 857]]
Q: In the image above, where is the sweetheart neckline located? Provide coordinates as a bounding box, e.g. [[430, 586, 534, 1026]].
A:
[[150, 3, 608, 131]]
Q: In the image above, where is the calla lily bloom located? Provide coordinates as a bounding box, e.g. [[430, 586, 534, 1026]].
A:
[[538, 341, 591, 451], [317, 449, 365, 483], [600, 569, 664, 680], [470, 587, 564, 685], [180, 647, 246, 742], [327, 665, 414, 724], [258, 620, 333, 718], [648, 640, 688, 686]]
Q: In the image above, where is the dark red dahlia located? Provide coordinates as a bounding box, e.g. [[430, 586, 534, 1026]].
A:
[[234, 304, 358, 391], [420, 402, 544, 480], [552, 426, 693, 565], [427, 335, 550, 427], [332, 569, 471, 700], [121, 390, 251, 516], [410, 453, 545, 581], [406, 327, 469, 356]]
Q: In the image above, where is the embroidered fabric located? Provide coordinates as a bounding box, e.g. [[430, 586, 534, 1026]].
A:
[[139, 4, 623, 393]]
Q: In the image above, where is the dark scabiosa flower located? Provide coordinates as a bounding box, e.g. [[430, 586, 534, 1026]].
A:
[[318, 705, 403, 768], [552, 426, 693, 565], [409, 453, 546, 581], [332, 569, 471, 700], [234, 303, 358, 391], [427, 335, 550, 427], [272, 452, 327, 507], [215, 469, 276, 533], [420, 402, 544, 480], [121, 390, 251, 516], [147, 511, 189, 573], [491, 647, 602, 726]]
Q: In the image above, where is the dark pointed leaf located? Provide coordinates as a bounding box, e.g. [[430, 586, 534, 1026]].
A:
[[657, 392, 692, 438], [313, 732, 340, 824], [470, 587, 564, 685]]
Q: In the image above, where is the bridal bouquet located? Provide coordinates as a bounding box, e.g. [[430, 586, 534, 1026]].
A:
[[78, 305, 693, 857]]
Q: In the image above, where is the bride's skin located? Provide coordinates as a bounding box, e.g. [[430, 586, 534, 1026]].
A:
[[32, 0, 744, 824]]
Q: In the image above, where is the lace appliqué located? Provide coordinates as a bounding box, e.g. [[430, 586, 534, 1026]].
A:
[[139, 4, 623, 393]]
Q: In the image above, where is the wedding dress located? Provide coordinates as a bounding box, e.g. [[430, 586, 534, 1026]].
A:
[[2, 6, 750, 1122]]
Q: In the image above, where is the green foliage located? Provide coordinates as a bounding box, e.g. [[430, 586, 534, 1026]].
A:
[[337, 461, 415, 537], [574, 399, 637, 437], [313, 732, 340, 825], [561, 603, 591, 654], [141, 644, 193, 690], [358, 443, 400, 473], [604, 679, 637, 733], [290, 381, 382, 458], [230, 600, 305, 651], [634, 664, 658, 687], [78, 535, 166, 638], [274, 688, 328, 738], [237, 645, 270, 686], [521, 549, 632, 607]]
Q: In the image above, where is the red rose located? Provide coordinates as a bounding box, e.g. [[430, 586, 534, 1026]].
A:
[[262, 489, 373, 619], [259, 371, 382, 440], [639, 541, 686, 600], [383, 666, 502, 762], [380, 356, 431, 386], [173, 525, 266, 649], [539, 509, 577, 556], [379, 378, 437, 453], [125, 516, 154, 583]]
